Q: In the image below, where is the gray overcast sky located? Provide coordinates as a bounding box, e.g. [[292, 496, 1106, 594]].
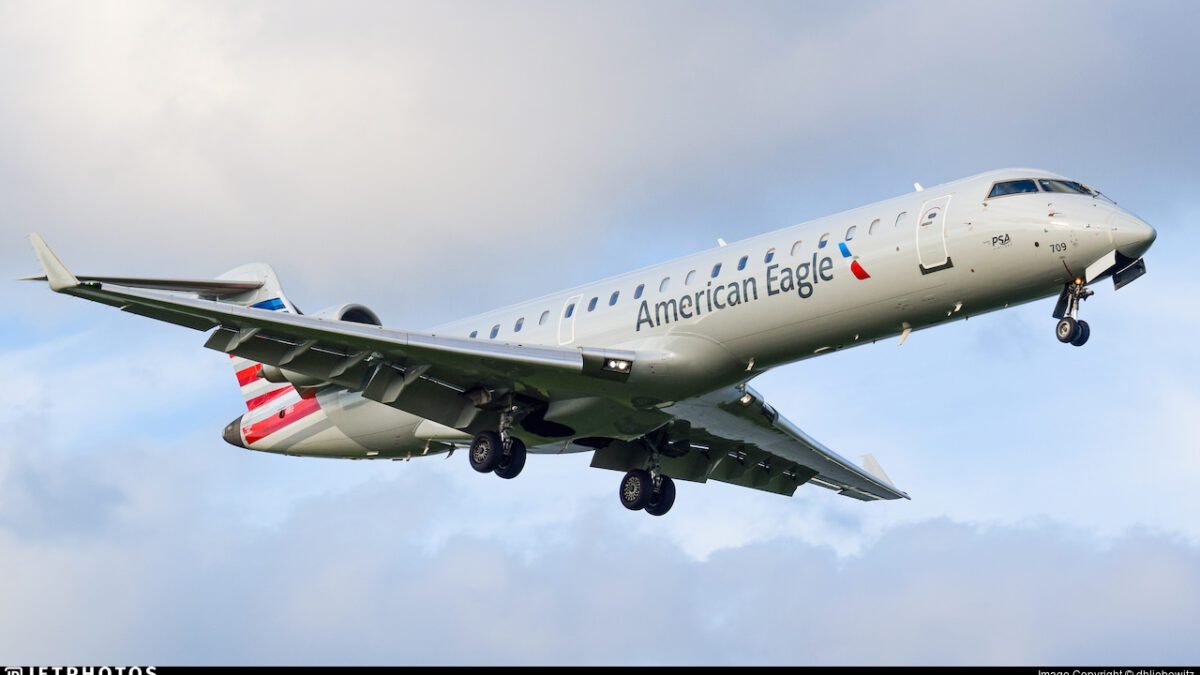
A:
[[2, 0, 1199, 665]]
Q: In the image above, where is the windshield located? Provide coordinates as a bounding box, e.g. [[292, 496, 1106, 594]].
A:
[[1039, 179, 1094, 196], [987, 179, 1039, 198], [988, 177, 1102, 200]]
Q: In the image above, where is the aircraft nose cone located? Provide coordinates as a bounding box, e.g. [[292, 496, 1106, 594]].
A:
[[223, 415, 245, 448], [1114, 214, 1157, 260]]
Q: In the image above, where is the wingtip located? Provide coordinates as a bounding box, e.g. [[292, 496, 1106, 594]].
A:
[[860, 453, 896, 488], [29, 233, 79, 292]]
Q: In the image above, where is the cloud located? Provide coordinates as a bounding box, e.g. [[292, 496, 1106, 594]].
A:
[[2, 0, 1198, 323], [2, 0, 1199, 665], [1, 439, 1198, 665]]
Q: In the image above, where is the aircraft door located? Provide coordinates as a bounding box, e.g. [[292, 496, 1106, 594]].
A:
[[558, 294, 583, 345], [916, 194, 954, 274]]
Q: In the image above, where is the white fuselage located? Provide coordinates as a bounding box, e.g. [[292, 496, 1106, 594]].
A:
[[257, 168, 1155, 459]]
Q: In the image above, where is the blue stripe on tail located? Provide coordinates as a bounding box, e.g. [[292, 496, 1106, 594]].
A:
[[252, 298, 286, 311]]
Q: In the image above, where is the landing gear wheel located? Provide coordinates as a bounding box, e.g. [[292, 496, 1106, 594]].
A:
[[494, 437, 527, 479], [1055, 317, 1078, 344], [644, 475, 676, 517], [619, 469, 653, 511], [1070, 320, 1090, 347], [469, 431, 503, 473]]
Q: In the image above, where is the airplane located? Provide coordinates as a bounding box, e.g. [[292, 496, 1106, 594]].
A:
[[24, 168, 1156, 516]]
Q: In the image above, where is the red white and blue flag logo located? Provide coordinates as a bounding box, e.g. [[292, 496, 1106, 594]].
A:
[[838, 242, 871, 280]]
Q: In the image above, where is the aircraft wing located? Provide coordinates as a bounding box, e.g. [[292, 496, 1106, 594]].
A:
[[30, 235, 907, 501], [652, 386, 908, 501], [26, 235, 636, 433]]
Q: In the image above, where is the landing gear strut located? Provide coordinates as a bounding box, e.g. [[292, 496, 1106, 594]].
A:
[[1054, 279, 1093, 347], [468, 403, 528, 479]]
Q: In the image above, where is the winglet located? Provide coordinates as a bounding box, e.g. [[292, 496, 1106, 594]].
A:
[[29, 233, 80, 292], [861, 454, 895, 487]]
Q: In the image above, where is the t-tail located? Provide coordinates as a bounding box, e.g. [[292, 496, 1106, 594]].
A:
[[215, 263, 301, 411], [208, 264, 330, 451]]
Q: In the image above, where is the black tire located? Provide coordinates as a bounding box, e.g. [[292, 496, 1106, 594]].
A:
[[1056, 317, 1077, 343], [1070, 320, 1090, 347], [619, 470, 653, 511], [469, 431, 503, 473], [645, 475, 676, 517], [495, 437, 527, 479]]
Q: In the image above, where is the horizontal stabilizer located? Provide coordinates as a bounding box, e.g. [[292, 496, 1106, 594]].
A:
[[21, 274, 263, 298]]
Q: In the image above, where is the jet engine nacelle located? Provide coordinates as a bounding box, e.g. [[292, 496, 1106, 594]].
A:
[[260, 303, 382, 387], [307, 303, 382, 326]]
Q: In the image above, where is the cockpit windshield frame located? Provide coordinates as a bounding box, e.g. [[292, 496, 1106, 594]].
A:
[[986, 177, 1100, 201]]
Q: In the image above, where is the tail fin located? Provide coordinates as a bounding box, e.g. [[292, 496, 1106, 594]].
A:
[[215, 262, 301, 314], [217, 263, 301, 411]]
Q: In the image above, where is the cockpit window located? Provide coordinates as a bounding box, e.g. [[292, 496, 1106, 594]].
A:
[[1039, 179, 1094, 196], [987, 179, 1039, 198]]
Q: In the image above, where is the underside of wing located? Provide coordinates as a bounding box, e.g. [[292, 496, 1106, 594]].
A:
[[665, 386, 907, 500], [591, 385, 908, 501]]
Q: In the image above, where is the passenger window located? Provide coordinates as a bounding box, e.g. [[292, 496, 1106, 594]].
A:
[[609, 291, 619, 306], [685, 270, 696, 285], [659, 277, 670, 292], [539, 310, 550, 325], [790, 240, 803, 256], [895, 211, 909, 228], [634, 284, 645, 299], [489, 324, 500, 339], [469, 330, 478, 339], [818, 233, 829, 249], [711, 263, 722, 278], [737, 255, 748, 271], [514, 317, 524, 332], [868, 218, 880, 235], [988, 179, 1039, 198], [587, 297, 598, 312], [845, 225, 857, 241], [764, 248, 775, 264], [565, 303, 575, 318]]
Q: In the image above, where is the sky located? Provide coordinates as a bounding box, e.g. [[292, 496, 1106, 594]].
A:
[[2, 0, 1199, 665]]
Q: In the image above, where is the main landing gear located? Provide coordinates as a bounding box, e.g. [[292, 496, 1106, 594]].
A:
[[616, 430, 680, 516], [619, 470, 676, 516], [468, 405, 527, 479], [1054, 279, 1093, 347], [468, 431, 527, 479]]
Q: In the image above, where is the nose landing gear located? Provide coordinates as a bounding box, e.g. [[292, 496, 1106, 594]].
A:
[[1053, 279, 1093, 347]]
